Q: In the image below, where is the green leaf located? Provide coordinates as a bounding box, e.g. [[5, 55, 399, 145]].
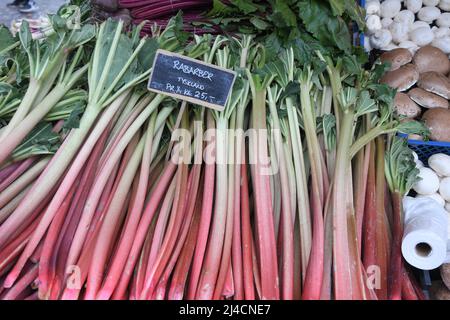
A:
[[371, 61, 391, 83], [62, 102, 84, 131], [230, 0, 259, 14], [67, 24, 96, 48], [322, 113, 336, 151], [18, 20, 32, 53], [270, 0, 297, 28], [368, 83, 396, 106], [207, 0, 235, 16], [344, 0, 365, 30], [396, 120, 430, 139], [342, 55, 362, 76], [263, 32, 282, 61], [0, 82, 13, 94], [329, 0, 345, 16], [385, 137, 420, 194], [338, 87, 358, 111], [137, 37, 159, 71], [280, 81, 299, 101], [13, 122, 61, 160], [355, 90, 377, 117], [250, 17, 270, 30], [297, 0, 351, 53], [49, 13, 67, 32], [0, 25, 16, 52]]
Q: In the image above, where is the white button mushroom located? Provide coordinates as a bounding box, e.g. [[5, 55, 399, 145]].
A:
[[416, 159, 425, 168], [416, 193, 446, 206], [381, 17, 394, 28], [366, 15, 383, 34], [395, 10, 416, 26], [412, 21, 431, 30], [410, 26, 435, 46], [440, 0, 450, 11], [399, 40, 420, 54], [418, 6, 442, 23], [413, 167, 440, 195], [437, 12, 450, 27], [365, 0, 381, 15], [390, 21, 410, 43], [370, 29, 393, 49], [432, 26, 450, 38], [380, 0, 402, 19], [439, 177, 450, 201], [384, 42, 400, 50], [428, 153, 450, 176], [446, 202, 450, 212], [432, 36, 450, 53], [423, 0, 440, 6], [406, 0, 423, 13]]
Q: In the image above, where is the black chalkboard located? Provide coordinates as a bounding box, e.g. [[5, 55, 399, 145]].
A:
[[148, 49, 237, 111]]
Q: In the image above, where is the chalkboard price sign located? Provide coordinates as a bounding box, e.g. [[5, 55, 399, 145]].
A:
[[147, 49, 237, 111]]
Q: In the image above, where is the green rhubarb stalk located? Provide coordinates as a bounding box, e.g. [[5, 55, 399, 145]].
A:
[[246, 69, 279, 300], [385, 137, 419, 300], [298, 66, 325, 300], [0, 47, 89, 165], [267, 85, 294, 300], [1, 20, 94, 139]]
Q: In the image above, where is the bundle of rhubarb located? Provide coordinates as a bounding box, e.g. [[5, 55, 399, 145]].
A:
[[91, 0, 214, 34], [0, 0, 429, 300]]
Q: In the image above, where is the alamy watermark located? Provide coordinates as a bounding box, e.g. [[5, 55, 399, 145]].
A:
[[169, 122, 282, 176]]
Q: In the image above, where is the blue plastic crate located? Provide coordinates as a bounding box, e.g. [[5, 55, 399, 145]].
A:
[[359, 0, 366, 48], [405, 137, 450, 165]]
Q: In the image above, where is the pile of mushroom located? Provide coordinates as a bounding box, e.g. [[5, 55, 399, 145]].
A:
[[412, 152, 450, 215], [365, 0, 450, 55], [380, 45, 450, 142]]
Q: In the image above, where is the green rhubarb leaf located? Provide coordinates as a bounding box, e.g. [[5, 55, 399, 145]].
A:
[[230, 0, 259, 14], [48, 13, 68, 32], [45, 89, 87, 121], [368, 83, 396, 106], [355, 90, 377, 117], [250, 17, 270, 30], [297, 0, 352, 53], [263, 58, 288, 87], [344, 0, 365, 30], [280, 81, 299, 101], [396, 120, 430, 140], [263, 32, 282, 61], [18, 20, 32, 53], [322, 113, 336, 151], [0, 25, 16, 53], [67, 24, 96, 48], [270, 0, 297, 28], [370, 62, 391, 83], [137, 37, 159, 71], [338, 87, 358, 111], [329, 0, 345, 16], [207, 0, 235, 17], [342, 55, 363, 77], [62, 102, 84, 131], [385, 137, 420, 194], [0, 83, 13, 94], [12, 122, 60, 160], [111, 34, 139, 91]]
